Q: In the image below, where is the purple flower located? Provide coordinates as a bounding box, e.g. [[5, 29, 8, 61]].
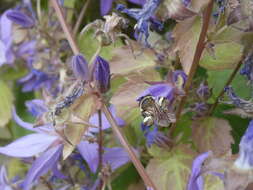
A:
[[117, 0, 162, 46], [6, 10, 34, 28], [141, 124, 172, 148], [240, 54, 253, 83], [191, 102, 209, 118], [182, 0, 191, 6], [25, 99, 48, 117], [100, 0, 114, 16], [234, 120, 253, 170], [224, 86, 253, 112], [78, 105, 126, 173], [137, 70, 187, 102], [18, 69, 56, 92], [103, 147, 134, 171], [22, 144, 63, 190], [196, 82, 210, 100], [137, 83, 175, 102], [71, 54, 89, 81], [1, 99, 126, 188], [88, 105, 125, 133], [0, 107, 64, 190], [17, 40, 37, 63], [128, 0, 146, 5], [92, 56, 110, 93], [0, 10, 14, 66], [100, 0, 146, 16], [187, 151, 211, 190], [0, 166, 12, 190], [77, 144, 134, 173], [172, 70, 187, 89]]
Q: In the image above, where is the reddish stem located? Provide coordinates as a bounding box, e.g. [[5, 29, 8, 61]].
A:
[[170, 0, 215, 135], [51, 0, 79, 54]]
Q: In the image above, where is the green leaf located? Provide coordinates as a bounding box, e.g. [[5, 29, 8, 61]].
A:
[[78, 30, 123, 61], [172, 113, 192, 144], [192, 117, 234, 156], [146, 146, 194, 190], [200, 42, 243, 70], [0, 63, 28, 81], [148, 145, 171, 158], [8, 159, 27, 179], [112, 165, 140, 190], [174, 16, 202, 74], [207, 69, 251, 102], [210, 26, 243, 44], [0, 80, 14, 127], [110, 42, 157, 75], [64, 0, 76, 8]]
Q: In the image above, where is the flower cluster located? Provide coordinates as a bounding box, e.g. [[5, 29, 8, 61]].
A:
[[1, 0, 253, 189], [189, 82, 211, 119], [117, 0, 162, 46]]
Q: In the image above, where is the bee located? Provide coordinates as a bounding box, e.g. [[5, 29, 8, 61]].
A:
[[139, 95, 176, 127]]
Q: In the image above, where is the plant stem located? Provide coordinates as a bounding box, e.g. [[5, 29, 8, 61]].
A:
[[51, 0, 79, 55], [51, 0, 157, 189], [98, 109, 103, 170], [98, 109, 103, 190], [101, 105, 157, 190], [208, 59, 244, 115], [170, 0, 214, 135], [37, 0, 42, 22], [73, 0, 91, 36]]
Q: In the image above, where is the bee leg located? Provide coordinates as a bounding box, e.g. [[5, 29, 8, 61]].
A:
[[143, 116, 154, 127]]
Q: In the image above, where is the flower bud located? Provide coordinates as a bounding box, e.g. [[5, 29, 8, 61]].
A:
[[196, 82, 210, 100], [6, 10, 34, 28], [71, 54, 89, 81], [173, 70, 187, 89], [92, 56, 110, 93]]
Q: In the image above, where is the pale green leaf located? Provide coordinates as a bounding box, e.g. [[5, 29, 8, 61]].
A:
[[192, 117, 234, 156], [200, 42, 243, 70], [63, 94, 97, 159], [204, 175, 224, 190], [0, 80, 14, 127], [110, 42, 157, 75], [210, 26, 243, 44], [174, 16, 202, 74], [146, 146, 195, 190], [207, 69, 251, 103], [78, 30, 122, 61]]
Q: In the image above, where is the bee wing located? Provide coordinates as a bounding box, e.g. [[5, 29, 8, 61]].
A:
[[153, 103, 176, 127]]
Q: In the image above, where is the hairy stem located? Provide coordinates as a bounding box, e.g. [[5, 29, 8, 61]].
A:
[[51, 0, 156, 188], [101, 105, 157, 190], [170, 0, 214, 135], [208, 59, 244, 115], [51, 0, 79, 54], [98, 109, 103, 190], [73, 0, 91, 36], [98, 109, 103, 170]]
